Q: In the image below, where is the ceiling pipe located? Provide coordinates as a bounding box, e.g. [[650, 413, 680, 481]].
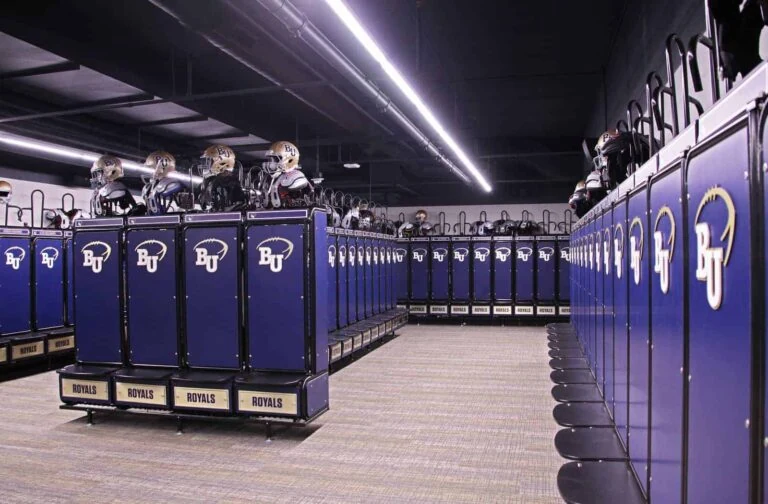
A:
[[254, 0, 471, 185]]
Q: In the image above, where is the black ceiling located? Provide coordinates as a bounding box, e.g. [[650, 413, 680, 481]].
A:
[[0, 0, 627, 205]]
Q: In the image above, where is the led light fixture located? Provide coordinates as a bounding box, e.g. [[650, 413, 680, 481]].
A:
[[0, 131, 203, 184], [324, 0, 492, 192], [343, 162, 361, 169]]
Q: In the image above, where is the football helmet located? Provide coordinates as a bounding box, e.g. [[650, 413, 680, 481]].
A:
[[327, 206, 341, 227], [568, 180, 591, 218], [414, 209, 428, 224], [492, 219, 515, 236], [263, 141, 300, 175], [201, 145, 236, 177], [0, 180, 11, 204], [398, 221, 415, 238], [90, 155, 124, 188], [342, 207, 360, 230], [359, 208, 375, 230], [268, 169, 312, 208], [585, 169, 608, 203], [470, 220, 494, 236], [144, 151, 176, 180]]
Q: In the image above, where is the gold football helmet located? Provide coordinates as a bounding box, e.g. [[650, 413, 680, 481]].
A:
[[0, 180, 11, 204], [90, 155, 124, 188], [201, 145, 236, 176], [415, 209, 428, 224], [144, 151, 176, 179], [263, 140, 300, 174]]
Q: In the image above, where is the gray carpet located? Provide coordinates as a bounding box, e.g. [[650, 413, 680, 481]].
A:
[[0, 325, 562, 503]]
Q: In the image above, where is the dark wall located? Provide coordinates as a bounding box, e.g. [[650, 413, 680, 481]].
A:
[[586, 0, 704, 136]]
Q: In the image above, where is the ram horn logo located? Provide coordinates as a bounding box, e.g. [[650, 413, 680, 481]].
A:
[[432, 247, 448, 262], [495, 246, 511, 262], [694, 186, 735, 310], [394, 247, 406, 263], [81, 241, 112, 274], [653, 206, 676, 294], [517, 246, 533, 262], [327, 244, 337, 268], [256, 237, 293, 273], [4, 246, 26, 270], [614, 224, 625, 279], [194, 238, 229, 273], [629, 217, 644, 285], [603, 228, 611, 275], [412, 247, 427, 263], [348, 246, 357, 266], [453, 247, 469, 262], [538, 246, 554, 262], [39, 246, 59, 269], [135, 239, 167, 274], [559, 246, 570, 262], [339, 245, 347, 267], [474, 246, 490, 262]]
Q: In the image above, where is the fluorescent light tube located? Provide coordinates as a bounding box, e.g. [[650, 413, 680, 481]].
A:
[[324, 0, 492, 192]]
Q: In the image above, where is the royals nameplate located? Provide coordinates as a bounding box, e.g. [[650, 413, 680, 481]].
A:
[[330, 343, 342, 362], [12, 341, 44, 360], [430, 305, 448, 314], [174, 387, 230, 411], [355, 333, 365, 348], [409, 305, 427, 314], [115, 382, 168, 406], [451, 305, 469, 315], [48, 335, 75, 353], [472, 306, 491, 315], [559, 306, 571, 315], [537, 306, 556, 316], [0, 347, 6, 363], [493, 306, 512, 315], [237, 390, 298, 416], [61, 378, 109, 401], [515, 306, 534, 316]]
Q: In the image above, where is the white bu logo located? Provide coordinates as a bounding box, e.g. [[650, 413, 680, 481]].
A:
[[654, 206, 675, 295], [135, 240, 167, 274], [194, 238, 229, 274], [559, 247, 570, 262], [256, 237, 294, 273], [629, 218, 644, 286], [328, 245, 337, 268], [412, 248, 426, 263], [432, 248, 447, 262], [538, 247, 554, 262], [517, 247, 532, 262], [453, 247, 468, 262], [4, 246, 25, 270], [81, 241, 112, 274], [495, 247, 511, 262], [694, 188, 735, 310], [474, 247, 490, 262], [40, 246, 59, 269]]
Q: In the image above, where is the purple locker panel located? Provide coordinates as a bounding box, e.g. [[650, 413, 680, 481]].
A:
[[627, 185, 650, 492], [601, 209, 615, 419], [686, 121, 751, 503], [613, 198, 629, 449], [648, 163, 685, 504]]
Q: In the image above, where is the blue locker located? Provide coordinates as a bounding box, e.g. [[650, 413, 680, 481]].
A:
[[183, 214, 240, 369], [73, 219, 124, 364], [0, 228, 31, 335], [394, 239, 408, 305], [326, 230, 338, 331], [648, 162, 685, 504], [410, 238, 429, 303], [356, 236, 366, 319], [33, 231, 65, 330], [685, 121, 752, 503], [557, 237, 570, 306], [585, 224, 594, 368], [365, 235, 374, 317], [348, 235, 359, 322], [602, 209, 615, 417], [471, 237, 492, 303], [450, 237, 471, 313], [64, 232, 74, 326], [125, 218, 180, 367], [536, 237, 556, 303], [372, 236, 380, 315], [492, 237, 513, 303], [378, 239, 386, 313], [338, 234, 348, 327], [430, 238, 450, 301], [514, 237, 534, 302], [613, 197, 629, 448], [627, 184, 651, 492], [593, 223, 605, 394]]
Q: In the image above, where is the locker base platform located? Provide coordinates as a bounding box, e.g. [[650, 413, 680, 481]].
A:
[[549, 348, 584, 359], [551, 383, 603, 402], [553, 402, 613, 427], [112, 368, 174, 410], [58, 364, 119, 405], [550, 369, 596, 384], [554, 427, 629, 461], [328, 308, 407, 371], [549, 357, 589, 370], [547, 333, 577, 343], [557, 461, 644, 504], [548, 340, 581, 350]]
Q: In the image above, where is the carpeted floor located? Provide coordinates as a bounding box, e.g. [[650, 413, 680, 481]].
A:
[[0, 325, 562, 503]]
